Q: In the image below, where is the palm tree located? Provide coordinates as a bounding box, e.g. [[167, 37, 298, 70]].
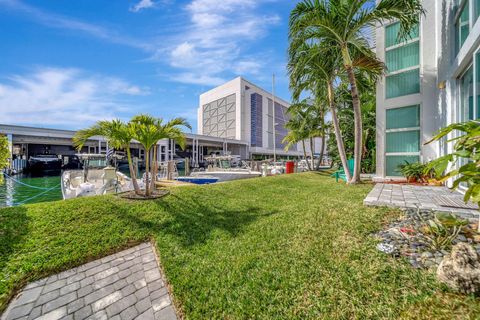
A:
[[312, 95, 330, 170], [283, 106, 312, 170], [130, 114, 191, 196], [285, 100, 327, 170], [288, 43, 352, 180], [73, 119, 141, 195], [289, 0, 424, 183]]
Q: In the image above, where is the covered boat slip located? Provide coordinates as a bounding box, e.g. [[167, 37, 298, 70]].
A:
[[0, 124, 250, 173]]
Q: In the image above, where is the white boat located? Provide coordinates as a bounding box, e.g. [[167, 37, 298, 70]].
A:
[[268, 162, 285, 175], [190, 156, 261, 182], [61, 154, 135, 199]]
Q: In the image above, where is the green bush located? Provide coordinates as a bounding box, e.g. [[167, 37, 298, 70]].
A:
[[0, 135, 9, 171], [426, 120, 480, 230], [397, 161, 426, 181]]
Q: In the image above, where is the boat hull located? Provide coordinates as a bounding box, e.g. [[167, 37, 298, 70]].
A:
[[28, 158, 62, 172]]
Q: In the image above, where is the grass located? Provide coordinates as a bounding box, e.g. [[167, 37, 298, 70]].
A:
[[1, 172, 479, 319]]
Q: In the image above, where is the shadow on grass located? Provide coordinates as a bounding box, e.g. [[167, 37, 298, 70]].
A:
[[0, 206, 29, 270], [111, 193, 278, 248]]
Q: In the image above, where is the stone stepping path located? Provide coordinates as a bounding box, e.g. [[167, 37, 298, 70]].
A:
[[364, 184, 479, 221], [1, 243, 177, 320]]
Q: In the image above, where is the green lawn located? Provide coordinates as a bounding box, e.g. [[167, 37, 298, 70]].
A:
[[1, 173, 479, 319]]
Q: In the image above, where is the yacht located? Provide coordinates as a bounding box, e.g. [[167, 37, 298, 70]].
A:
[[190, 156, 261, 182], [61, 154, 134, 199], [28, 154, 63, 172]]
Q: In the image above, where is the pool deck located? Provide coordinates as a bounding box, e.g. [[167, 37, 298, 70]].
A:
[[364, 183, 479, 221], [1, 243, 177, 320]]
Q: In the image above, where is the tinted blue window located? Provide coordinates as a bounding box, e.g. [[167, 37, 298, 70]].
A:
[[251, 93, 263, 147]]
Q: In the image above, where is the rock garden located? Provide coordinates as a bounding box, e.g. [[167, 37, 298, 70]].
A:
[[375, 208, 480, 293]]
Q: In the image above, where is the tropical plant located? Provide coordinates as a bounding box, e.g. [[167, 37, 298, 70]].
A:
[[283, 108, 312, 170], [288, 42, 352, 179], [417, 211, 468, 250], [426, 120, 480, 231], [73, 119, 141, 195], [284, 99, 329, 170], [326, 81, 377, 173], [289, 0, 424, 183], [398, 161, 426, 182], [130, 115, 191, 196], [0, 135, 9, 171]]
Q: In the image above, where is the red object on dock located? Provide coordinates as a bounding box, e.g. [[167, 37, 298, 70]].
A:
[[285, 161, 295, 174]]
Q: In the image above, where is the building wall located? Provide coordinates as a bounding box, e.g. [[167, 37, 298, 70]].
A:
[[376, 0, 480, 179], [198, 77, 303, 157], [199, 77, 243, 140], [376, 1, 438, 178]]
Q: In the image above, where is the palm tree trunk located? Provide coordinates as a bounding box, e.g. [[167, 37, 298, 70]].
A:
[[327, 81, 351, 181], [126, 147, 141, 195], [150, 145, 157, 192], [302, 140, 311, 171], [343, 51, 362, 184], [317, 133, 325, 170], [145, 148, 150, 196], [309, 137, 315, 170]]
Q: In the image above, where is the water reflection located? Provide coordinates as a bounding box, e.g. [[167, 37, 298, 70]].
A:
[[0, 172, 62, 207]]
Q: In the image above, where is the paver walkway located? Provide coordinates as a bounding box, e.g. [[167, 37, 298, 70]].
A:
[[1, 243, 177, 320], [364, 184, 479, 220]]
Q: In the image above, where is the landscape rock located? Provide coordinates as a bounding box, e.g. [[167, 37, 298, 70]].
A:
[[437, 243, 480, 294]]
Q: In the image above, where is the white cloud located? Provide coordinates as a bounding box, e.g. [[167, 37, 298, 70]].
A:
[[158, 0, 280, 85], [171, 73, 225, 86], [1, 0, 282, 87], [1, 0, 150, 50], [130, 0, 156, 12], [0, 67, 150, 128]]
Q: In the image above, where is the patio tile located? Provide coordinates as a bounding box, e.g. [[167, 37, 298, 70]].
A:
[[1, 243, 178, 320], [364, 184, 478, 221]]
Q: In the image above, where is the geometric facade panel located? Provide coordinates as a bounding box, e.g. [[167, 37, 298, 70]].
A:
[[202, 93, 236, 139]]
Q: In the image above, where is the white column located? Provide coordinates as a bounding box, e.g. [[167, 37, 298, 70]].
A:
[[195, 138, 199, 166], [170, 139, 175, 160]]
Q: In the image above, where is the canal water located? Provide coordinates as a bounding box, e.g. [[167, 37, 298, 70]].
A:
[[0, 168, 186, 208], [0, 172, 63, 207]]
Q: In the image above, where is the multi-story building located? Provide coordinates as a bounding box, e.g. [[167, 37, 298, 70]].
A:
[[198, 77, 306, 159], [375, 0, 480, 179]]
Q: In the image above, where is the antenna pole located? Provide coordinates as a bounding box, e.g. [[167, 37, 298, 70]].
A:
[[272, 73, 276, 163]]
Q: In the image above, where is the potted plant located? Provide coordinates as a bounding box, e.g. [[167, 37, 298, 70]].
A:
[[398, 161, 426, 183], [423, 164, 443, 186]]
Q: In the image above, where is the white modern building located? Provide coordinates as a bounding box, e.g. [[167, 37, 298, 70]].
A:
[[375, 0, 480, 179], [198, 77, 307, 159]]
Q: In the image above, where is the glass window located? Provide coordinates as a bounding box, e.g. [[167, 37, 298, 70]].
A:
[[386, 155, 420, 176], [385, 22, 419, 48], [385, 105, 421, 176], [460, 66, 474, 121], [386, 105, 420, 129], [386, 131, 420, 153], [475, 52, 480, 119], [250, 93, 263, 147], [386, 69, 420, 99], [456, 1, 470, 52], [386, 42, 420, 73], [476, 0, 480, 23]]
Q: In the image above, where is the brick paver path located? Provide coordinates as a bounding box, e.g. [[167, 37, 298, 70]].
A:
[[1, 243, 177, 320], [364, 184, 479, 220]]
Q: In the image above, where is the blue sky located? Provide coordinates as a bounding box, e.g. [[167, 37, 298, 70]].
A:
[[0, 0, 297, 132]]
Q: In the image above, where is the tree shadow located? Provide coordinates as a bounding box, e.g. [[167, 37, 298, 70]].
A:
[[0, 206, 29, 270], [111, 193, 278, 248]]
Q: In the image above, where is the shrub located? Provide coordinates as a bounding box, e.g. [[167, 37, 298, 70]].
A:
[[397, 161, 426, 181], [426, 120, 480, 231]]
